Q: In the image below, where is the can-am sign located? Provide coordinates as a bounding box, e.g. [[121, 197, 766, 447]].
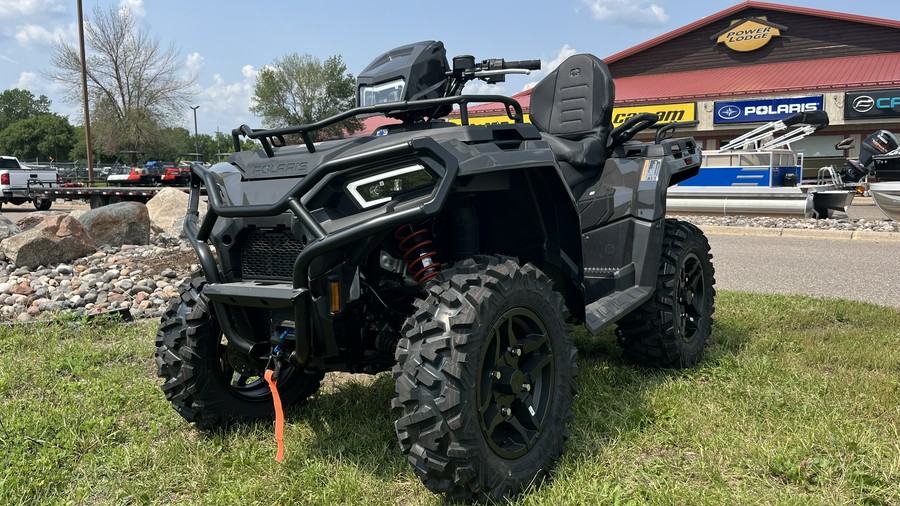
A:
[[712, 16, 786, 52], [714, 96, 823, 124], [844, 89, 900, 119], [611, 103, 696, 128]]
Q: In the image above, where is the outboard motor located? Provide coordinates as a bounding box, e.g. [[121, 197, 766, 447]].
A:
[[839, 130, 899, 183], [860, 130, 898, 167]]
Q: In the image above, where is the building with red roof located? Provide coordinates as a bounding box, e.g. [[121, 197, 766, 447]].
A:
[[448, 1, 900, 166]]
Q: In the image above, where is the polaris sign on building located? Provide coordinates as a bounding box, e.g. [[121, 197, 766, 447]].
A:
[[844, 89, 900, 119], [713, 96, 824, 124]]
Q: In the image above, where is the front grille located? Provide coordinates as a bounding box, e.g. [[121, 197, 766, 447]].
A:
[[240, 228, 303, 280]]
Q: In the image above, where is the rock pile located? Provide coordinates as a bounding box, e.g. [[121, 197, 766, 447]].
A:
[[0, 188, 201, 322], [0, 237, 195, 322]]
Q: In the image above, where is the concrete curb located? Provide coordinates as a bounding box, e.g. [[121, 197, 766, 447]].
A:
[[698, 224, 900, 243]]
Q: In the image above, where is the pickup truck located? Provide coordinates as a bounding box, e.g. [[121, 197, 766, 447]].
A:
[[0, 156, 58, 210]]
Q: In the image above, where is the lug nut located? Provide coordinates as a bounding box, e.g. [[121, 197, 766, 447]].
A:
[[508, 346, 523, 357], [491, 370, 502, 380], [500, 407, 510, 417], [522, 383, 532, 392]]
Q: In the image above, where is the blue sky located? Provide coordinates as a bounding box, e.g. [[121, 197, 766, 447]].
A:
[[0, 0, 897, 136]]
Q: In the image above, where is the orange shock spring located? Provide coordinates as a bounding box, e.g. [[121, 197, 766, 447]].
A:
[[394, 224, 442, 283]]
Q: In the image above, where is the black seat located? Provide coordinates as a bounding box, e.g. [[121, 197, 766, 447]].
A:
[[529, 54, 615, 195]]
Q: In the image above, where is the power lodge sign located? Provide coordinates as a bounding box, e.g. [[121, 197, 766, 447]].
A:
[[712, 16, 787, 52]]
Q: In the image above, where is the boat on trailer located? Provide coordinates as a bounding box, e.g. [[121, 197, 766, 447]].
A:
[[870, 182, 900, 221], [667, 111, 855, 218]]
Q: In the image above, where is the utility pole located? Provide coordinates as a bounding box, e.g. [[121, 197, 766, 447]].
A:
[[77, 0, 94, 184], [190, 105, 200, 155]]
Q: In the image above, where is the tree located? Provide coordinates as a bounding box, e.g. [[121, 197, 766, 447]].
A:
[[0, 114, 74, 162], [69, 124, 103, 165], [0, 89, 52, 131], [250, 53, 361, 141], [46, 4, 196, 157]]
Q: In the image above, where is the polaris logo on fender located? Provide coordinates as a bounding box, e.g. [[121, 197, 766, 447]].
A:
[[252, 161, 309, 175]]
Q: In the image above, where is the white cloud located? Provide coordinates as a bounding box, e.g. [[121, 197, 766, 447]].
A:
[[464, 81, 507, 96], [522, 44, 579, 92], [241, 64, 257, 80], [583, 0, 669, 26], [186, 52, 204, 73], [0, 0, 66, 20], [15, 71, 40, 89], [185, 65, 260, 133], [119, 0, 146, 18], [15, 24, 68, 48]]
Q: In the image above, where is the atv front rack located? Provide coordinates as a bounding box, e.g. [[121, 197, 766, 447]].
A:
[[183, 137, 458, 364], [232, 94, 525, 157]]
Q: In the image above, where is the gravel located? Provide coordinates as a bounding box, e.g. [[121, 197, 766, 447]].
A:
[[0, 234, 196, 323], [673, 214, 899, 233]]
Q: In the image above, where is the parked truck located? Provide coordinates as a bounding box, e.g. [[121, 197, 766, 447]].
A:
[[0, 156, 59, 210]]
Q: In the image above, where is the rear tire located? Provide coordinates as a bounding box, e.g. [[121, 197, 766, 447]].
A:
[[393, 256, 577, 501], [616, 219, 716, 368], [155, 274, 324, 428]]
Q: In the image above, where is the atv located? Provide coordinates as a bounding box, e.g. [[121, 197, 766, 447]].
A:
[[155, 40, 715, 501]]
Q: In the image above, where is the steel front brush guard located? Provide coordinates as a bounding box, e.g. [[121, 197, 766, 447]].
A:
[[183, 137, 458, 364]]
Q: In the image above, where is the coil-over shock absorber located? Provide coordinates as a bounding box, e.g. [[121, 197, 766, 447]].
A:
[[394, 223, 442, 283]]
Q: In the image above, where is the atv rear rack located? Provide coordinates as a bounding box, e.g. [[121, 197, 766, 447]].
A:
[[232, 94, 524, 157]]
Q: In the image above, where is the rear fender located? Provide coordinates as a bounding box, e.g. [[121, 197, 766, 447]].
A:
[[579, 137, 700, 303]]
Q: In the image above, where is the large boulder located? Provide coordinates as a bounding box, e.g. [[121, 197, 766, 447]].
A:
[[0, 214, 21, 240], [77, 201, 150, 247], [1, 214, 96, 268], [146, 187, 196, 238]]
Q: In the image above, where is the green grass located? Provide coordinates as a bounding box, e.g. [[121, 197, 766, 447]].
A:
[[1, 291, 899, 505]]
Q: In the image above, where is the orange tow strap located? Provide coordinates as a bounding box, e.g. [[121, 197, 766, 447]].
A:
[[264, 368, 285, 463]]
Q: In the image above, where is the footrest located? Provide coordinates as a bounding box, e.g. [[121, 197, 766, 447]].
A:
[[203, 281, 305, 308], [584, 286, 653, 336]]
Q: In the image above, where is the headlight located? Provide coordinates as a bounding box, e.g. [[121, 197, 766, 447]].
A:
[[345, 165, 434, 208], [359, 78, 406, 107]]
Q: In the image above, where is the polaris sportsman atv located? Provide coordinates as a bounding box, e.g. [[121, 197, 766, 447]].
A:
[[155, 40, 715, 501]]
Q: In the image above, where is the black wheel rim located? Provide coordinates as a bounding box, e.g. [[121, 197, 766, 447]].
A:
[[215, 335, 272, 401], [677, 252, 706, 342], [477, 308, 554, 459]]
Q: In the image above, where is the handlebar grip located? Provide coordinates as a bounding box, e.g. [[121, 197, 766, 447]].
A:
[[505, 59, 541, 71]]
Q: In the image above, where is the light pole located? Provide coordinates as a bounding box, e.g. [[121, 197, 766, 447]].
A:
[[190, 105, 200, 155], [77, 0, 94, 184]]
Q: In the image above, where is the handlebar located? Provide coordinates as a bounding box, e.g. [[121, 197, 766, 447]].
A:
[[477, 58, 541, 72], [450, 56, 542, 87], [501, 59, 541, 71]]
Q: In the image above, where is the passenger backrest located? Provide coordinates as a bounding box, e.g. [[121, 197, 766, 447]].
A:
[[529, 54, 615, 142]]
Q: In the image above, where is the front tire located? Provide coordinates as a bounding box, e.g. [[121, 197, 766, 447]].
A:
[[155, 274, 324, 429], [616, 219, 716, 368], [393, 256, 578, 501]]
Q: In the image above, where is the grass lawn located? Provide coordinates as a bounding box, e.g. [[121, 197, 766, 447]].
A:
[[1, 291, 898, 505]]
